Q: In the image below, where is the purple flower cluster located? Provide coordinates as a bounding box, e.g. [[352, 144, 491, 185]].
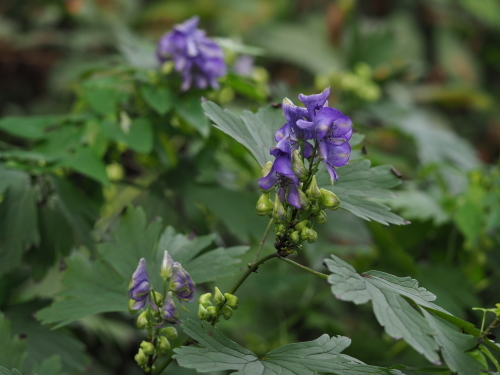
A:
[[258, 87, 352, 208], [129, 252, 195, 324], [157, 16, 227, 91]]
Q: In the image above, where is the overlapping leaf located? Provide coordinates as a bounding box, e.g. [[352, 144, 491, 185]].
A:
[[326, 255, 487, 374], [174, 319, 402, 375], [37, 206, 248, 328], [0, 313, 26, 371]]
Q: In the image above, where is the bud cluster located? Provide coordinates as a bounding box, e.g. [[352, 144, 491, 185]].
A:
[[197, 287, 239, 323], [128, 251, 195, 371]]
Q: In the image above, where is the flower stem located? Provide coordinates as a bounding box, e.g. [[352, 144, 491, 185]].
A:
[[480, 315, 500, 342], [229, 252, 278, 295], [152, 351, 174, 375], [278, 256, 328, 279], [251, 218, 275, 264]]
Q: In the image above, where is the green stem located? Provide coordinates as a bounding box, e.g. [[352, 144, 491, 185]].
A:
[[152, 351, 175, 375], [278, 256, 328, 279], [480, 315, 500, 341], [251, 218, 275, 264]]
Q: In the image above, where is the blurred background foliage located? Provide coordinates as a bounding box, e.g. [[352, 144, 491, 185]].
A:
[[0, 0, 499, 374]]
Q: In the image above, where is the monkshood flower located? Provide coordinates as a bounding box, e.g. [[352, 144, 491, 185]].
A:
[[170, 262, 196, 302], [162, 292, 179, 324], [129, 259, 151, 311], [157, 16, 227, 91], [296, 88, 352, 182]]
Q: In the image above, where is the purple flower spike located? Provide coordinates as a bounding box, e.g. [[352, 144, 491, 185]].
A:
[[129, 259, 151, 310], [162, 292, 180, 324], [170, 263, 196, 302], [157, 16, 227, 91]]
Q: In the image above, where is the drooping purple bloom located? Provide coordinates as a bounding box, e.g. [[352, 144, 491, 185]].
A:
[[170, 262, 196, 302], [157, 16, 227, 91], [129, 259, 151, 311], [298, 87, 330, 121], [162, 292, 179, 324]]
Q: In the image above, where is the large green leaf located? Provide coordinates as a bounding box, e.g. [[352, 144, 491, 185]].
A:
[[202, 101, 282, 166], [174, 320, 402, 374], [0, 168, 40, 276], [177, 96, 210, 137], [318, 160, 407, 226], [326, 255, 487, 374], [0, 313, 27, 371], [0, 116, 60, 140], [37, 206, 248, 328], [140, 85, 174, 115]]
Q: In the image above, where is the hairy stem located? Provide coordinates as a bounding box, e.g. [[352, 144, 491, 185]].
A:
[[278, 256, 328, 279]]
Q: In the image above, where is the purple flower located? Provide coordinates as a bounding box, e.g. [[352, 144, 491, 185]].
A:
[[157, 16, 227, 91], [129, 259, 151, 311], [162, 292, 179, 324], [170, 262, 196, 302], [298, 87, 330, 121]]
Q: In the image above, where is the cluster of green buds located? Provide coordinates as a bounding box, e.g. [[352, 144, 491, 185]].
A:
[[197, 287, 239, 323], [134, 327, 178, 373], [257, 171, 340, 254]]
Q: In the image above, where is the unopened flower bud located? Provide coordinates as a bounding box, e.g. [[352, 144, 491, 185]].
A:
[[214, 287, 225, 306], [298, 189, 310, 209], [222, 305, 233, 320], [140, 341, 155, 356], [135, 348, 148, 366], [160, 251, 174, 279], [295, 220, 309, 231], [198, 293, 212, 308], [301, 228, 318, 243], [306, 176, 321, 201], [198, 304, 210, 320], [292, 150, 307, 182], [315, 210, 327, 224], [137, 311, 148, 329], [150, 291, 164, 311], [272, 196, 287, 222], [162, 292, 179, 324], [206, 306, 218, 317], [157, 336, 171, 353], [129, 299, 140, 314], [319, 189, 340, 211], [224, 293, 239, 310], [256, 193, 274, 216], [170, 263, 195, 302], [290, 231, 300, 243], [159, 327, 178, 339]]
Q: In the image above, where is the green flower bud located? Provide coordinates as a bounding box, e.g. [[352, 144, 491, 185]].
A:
[[140, 341, 155, 356], [206, 306, 218, 317], [150, 291, 164, 307], [159, 327, 178, 340], [272, 197, 287, 222], [292, 150, 307, 182], [137, 311, 148, 329], [222, 305, 233, 320], [301, 228, 318, 243], [198, 304, 210, 320], [290, 231, 300, 243], [160, 251, 174, 279], [214, 287, 225, 306], [198, 293, 212, 308], [298, 189, 310, 209], [224, 293, 239, 310], [295, 220, 309, 231], [315, 210, 327, 224], [134, 348, 148, 366], [157, 336, 171, 353], [310, 203, 321, 214], [306, 176, 321, 201], [319, 189, 340, 211], [259, 162, 274, 192], [256, 193, 274, 216], [275, 223, 286, 236]]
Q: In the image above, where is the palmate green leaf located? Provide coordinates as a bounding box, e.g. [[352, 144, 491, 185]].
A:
[[174, 320, 402, 375], [318, 160, 407, 226], [37, 206, 248, 328], [0, 167, 40, 276], [202, 101, 282, 166], [326, 255, 487, 374]]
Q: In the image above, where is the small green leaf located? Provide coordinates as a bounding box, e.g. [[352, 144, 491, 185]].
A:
[[60, 147, 109, 185], [0, 313, 27, 371], [174, 319, 403, 374], [83, 88, 127, 116], [177, 96, 210, 137], [30, 355, 65, 375], [140, 85, 174, 115], [0, 116, 60, 139], [102, 118, 153, 153]]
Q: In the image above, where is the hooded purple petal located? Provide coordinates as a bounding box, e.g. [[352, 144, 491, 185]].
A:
[[129, 259, 151, 302], [162, 292, 180, 324], [287, 183, 301, 209], [170, 263, 196, 302], [298, 87, 330, 120]]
